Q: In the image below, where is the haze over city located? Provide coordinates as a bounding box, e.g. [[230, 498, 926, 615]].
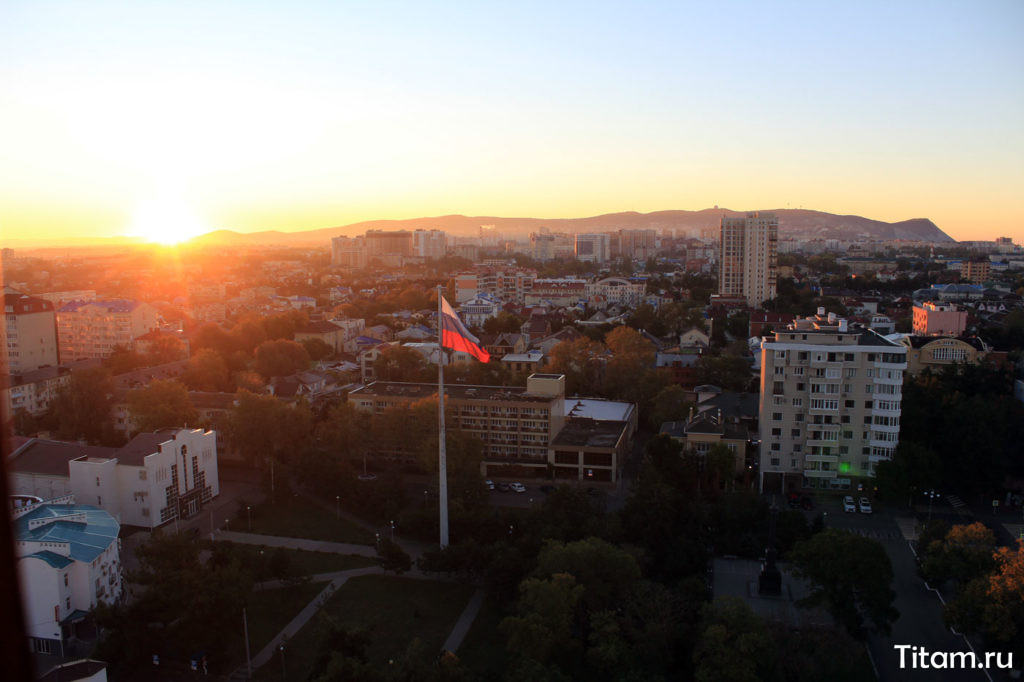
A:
[[2, 0, 1022, 246]]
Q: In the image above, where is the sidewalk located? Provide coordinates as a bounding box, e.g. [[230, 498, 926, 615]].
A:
[[216, 530, 377, 557], [443, 588, 485, 654]]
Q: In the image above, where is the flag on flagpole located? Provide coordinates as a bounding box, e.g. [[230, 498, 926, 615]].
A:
[[438, 296, 490, 363]]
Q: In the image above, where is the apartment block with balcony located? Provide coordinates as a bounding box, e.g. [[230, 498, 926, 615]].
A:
[[56, 300, 159, 362], [719, 212, 778, 307], [5, 292, 59, 374], [758, 309, 907, 493]]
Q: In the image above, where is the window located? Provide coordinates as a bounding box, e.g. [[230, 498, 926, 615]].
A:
[[771, 428, 781, 436], [792, 398, 803, 407], [770, 443, 781, 451], [770, 458, 780, 466], [64, 573, 68, 587], [791, 428, 801, 437], [843, 431, 853, 439], [845, 400, 855, 408], [774, 366, 785, 375], [845, 368, 857, 378], [795, 414, 804, 422], [865, 401, 873, 409], [772, 412, 782, 421], [792, 367, 804, 376], [798, 352, 809, 361], [66, 598, 71, 610], [97, 495, 102, 505], [844, 353, 854, 361], [95, 477, 100, 487], [138, 469, 147, 481]]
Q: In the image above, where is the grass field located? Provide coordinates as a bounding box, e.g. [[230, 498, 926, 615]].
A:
[[454, 594, 509, 677], [255, 575, 474, 680], [220, 543, 376, 576], [239, 498, 376, 545]]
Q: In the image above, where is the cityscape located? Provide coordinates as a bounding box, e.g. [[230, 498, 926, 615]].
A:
[[3, 2, 1024, 682]]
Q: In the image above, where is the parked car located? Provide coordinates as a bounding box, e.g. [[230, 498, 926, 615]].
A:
[[484, 480, 495, 491], [859, 497, 873, 514], [510, 482, 526, 493], [843, 495, 856, 513], [496, 482, 510, 492]]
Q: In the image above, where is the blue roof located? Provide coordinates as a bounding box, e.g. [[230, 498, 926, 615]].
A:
[[15, 504, 119, 563], [25, 550, 74, 569], [58, 299, 141, 313]]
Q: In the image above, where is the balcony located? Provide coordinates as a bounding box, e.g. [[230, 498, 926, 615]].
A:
[[804, 454, 838, 464], [803, 469, 838, 479]]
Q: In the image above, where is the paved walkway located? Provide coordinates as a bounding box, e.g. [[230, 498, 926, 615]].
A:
[[442, 588, 485, 654], [216, 529, 378, 557]]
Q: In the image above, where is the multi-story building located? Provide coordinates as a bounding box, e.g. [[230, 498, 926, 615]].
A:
[[365, 230, 413, 258], [56, 300, 159, 362], [758, 310, 906, 493], [459, 294, 501, 328], [331, 236, 368, 269], [961, 260, 991, 284], [574, 233, 611, 263], [719, 212, 778, 307], [897, 335, 991, 375], [524, 278, 588, 307], [586, 277, 646, 309], [15, 500, 123, 654], [454, 266, 536, 305], [5, 292, 59, 374], [912, 301, 968, 337], [11, 429, 219, 529], [530, 232, 556, 262], [413, 229, 447, 260], [616, 229, 658, 260], [2, 365, 71, 419]]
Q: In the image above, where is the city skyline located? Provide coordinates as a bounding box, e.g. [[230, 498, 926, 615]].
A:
[[2, 1, 1022, 245]]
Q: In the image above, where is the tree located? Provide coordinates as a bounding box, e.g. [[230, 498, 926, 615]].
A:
[[144, 334, 187, 364], [52, 366, 116, 444], [226, 392, 312, 470], [376, 538, 412, 574], [302, 337, 335, 361], [789, 529, 899, 639], [483, 311, 526, 335], [532, 537, 641, 616], [499, 573, 585, 664], [693, 597, 775, 682], [695, 354, 754, 392], [182, 348, 233, 392], [373, 344, 431, 382], [547, 337, 606, 395], [647, 384, 694, 430], [126, 379, 198, 433], [921, 522, 997, 588], [192, 322, 237, 356], [254, 339, 310, 378]]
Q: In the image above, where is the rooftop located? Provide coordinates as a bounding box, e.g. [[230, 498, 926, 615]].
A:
[[15, 504, 119, 562], [551, 418, 629, 449], [9, 439, 116, 477], [57, 299, 142, 313], [351, 381, 557, 403], [564, 398, 634, 422]]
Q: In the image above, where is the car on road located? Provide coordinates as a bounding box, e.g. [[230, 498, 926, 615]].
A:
[[485, 479, 495, 491], [510, 482, 526, 493], [859, 497, 873, 514], [843, 495, 856, 513], [496, 482, 510, 492]]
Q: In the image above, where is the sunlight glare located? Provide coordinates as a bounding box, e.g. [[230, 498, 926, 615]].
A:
[[128, 194, 209, 244]]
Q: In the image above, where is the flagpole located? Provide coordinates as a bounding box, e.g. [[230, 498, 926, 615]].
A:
[[437, 285, 449, 548]]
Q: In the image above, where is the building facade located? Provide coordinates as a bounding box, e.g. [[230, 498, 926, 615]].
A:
[[5, 292, 59, 374], [912, 301, 968, 337], [15, 501, 122, 654], [574, 233, 611, 263], [758, 310, 907, 493], [413, 229, 447, 260], [56, 300, 159, 362], [586, 277, 646, 309], [719, 212, 778, 307]]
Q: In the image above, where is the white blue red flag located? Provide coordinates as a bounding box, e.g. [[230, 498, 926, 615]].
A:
[[439, 296, 490, 362]]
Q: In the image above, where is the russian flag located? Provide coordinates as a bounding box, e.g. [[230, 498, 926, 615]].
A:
[[439, 296, 490, 363]]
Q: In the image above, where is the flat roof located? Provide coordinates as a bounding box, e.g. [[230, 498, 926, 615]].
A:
[[9, 439, 115, 477], [351, 381, 557, 403], [551, 419, 629, 448], [564, 398, 634, 422]]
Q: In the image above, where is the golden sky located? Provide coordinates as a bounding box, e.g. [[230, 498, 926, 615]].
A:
[[2, 1, 1022, 246]]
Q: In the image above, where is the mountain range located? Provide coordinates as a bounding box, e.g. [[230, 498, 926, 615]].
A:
[[187, 208, 953, 247]]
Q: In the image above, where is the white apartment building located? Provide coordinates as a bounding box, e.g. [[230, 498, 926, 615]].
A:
[[758, 310, 907, 493], [460, 294, 501, 328], [719, 212, 778, 307], [586, 277, 646, 309], [15, 500, 122, 654], [56, 300, 159, 362], [5, 292, 59, 373], [575, 233, 611, 263]]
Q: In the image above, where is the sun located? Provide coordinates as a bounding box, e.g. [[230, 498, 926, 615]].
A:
[[128, 194, 209, 245]]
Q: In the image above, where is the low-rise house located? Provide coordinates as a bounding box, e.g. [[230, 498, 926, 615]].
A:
[[2, 365, 71, 419], [501, 351, 545, 376]]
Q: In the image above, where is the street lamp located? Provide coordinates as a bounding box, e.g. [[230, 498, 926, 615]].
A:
[[925, 490, 939, 523], [247, 506, 252, 532], [279, 643, 286, 680], [389, 520, 395, 541], [424, 489, 428, 506], [335, 496, 340, 519]]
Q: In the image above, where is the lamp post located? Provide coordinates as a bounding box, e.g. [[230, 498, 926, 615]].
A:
[[389, 520, 395, 541], [247, 505, 252, 533], [279, 643, 286, 680], [335, 496, 340, 519], [926, 490, 939, 523], [424, 489, 428, 507]]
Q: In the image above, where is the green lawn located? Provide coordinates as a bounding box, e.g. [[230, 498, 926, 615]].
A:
[[238, 498, 376, 545], [255, 575, 475, 680], [222, 543, 376, 576], [223, 581, 327, 674], [455, 594, 509, 677]]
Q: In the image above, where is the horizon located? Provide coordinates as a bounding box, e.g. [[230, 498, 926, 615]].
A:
[[2, 1, 1022, 245]]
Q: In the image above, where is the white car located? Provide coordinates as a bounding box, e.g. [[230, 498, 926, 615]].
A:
[[510, 482, 526, 493], [859, 497, 873, 514], [484, 479, 495, 491], [843, 495, 856, 513]]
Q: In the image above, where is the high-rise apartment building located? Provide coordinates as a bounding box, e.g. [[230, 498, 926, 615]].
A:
[[56, 300, 159, 362], [758, 310, 906, 493], [4, 292, 58, 374], [719, 212, 778, 307], [574, 233, 611, 263], [413, 229, 447, 260]]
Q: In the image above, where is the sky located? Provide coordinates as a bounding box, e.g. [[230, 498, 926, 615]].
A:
[[1, 0, 1022, 245]]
